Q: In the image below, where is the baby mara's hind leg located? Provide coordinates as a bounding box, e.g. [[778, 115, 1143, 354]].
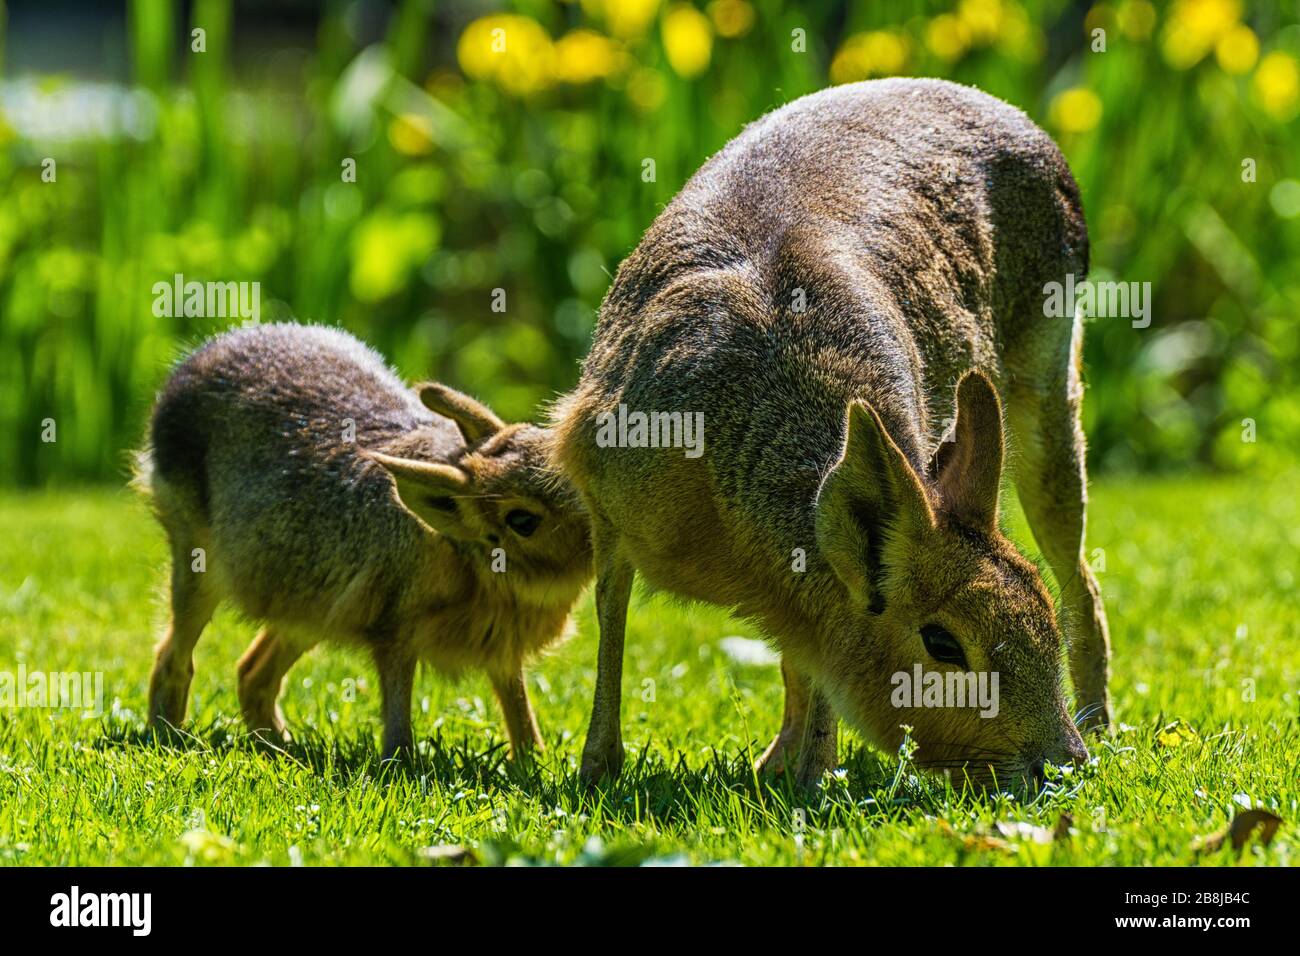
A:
[[148, 526, 218, 730], [237, 627, 311, 744]]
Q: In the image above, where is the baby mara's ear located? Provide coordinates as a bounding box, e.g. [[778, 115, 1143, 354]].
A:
[[418, 383, 505, 445], [930, 370, 1004, 530], [370, 451, 475, 538], [815, 400, 934, 610]]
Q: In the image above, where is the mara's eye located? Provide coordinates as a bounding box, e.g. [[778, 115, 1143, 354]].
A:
[[920, 624, 968, 668], [425, 495, 456, 513], [505, 509, 541, 537]]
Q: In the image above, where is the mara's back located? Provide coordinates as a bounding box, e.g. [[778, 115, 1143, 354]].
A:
[[147, 323, 460, 617], [558, 78, 1087, 599]]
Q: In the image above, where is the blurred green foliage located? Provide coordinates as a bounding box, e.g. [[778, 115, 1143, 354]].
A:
[[0, 0, 1297, 486]]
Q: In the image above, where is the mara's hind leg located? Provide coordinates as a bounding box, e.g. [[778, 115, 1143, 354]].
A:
[[148, 531, 219, 730], [237, 628, 311, 743], [1007, 323, 1113, 733]]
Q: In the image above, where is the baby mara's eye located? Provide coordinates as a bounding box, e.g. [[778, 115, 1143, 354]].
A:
[[920, 624, 968, 668], [425, 495, 456, 513], [505, 509, 541, 538]]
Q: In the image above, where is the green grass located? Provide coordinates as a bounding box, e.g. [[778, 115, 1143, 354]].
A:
[[0, 474, 1296, 866]]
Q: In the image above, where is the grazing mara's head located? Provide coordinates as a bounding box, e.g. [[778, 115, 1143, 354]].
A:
[[372, 384, 592, 601], [814, 371, 1087, 793]]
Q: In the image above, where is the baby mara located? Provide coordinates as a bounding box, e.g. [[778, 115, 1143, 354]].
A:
[[136, 323, 591, 760]]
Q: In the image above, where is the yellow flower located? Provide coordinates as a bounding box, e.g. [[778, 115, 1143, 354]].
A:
[[708, 0, 754, 39], [388, 114, 435, 156], [1115, 0, 1157, 40], [584, 0, 661, 40], [662, 4, 713, 78], [830, 31, 910, 85], [457, 14, 556, 96], [958, 0, 1005, 46], [1161, 0, 1241, 70], [627, 67, 667, 111], [926, 14, 970, 62], [996, 3, 1042, 62], [1215, 24, 1258, 74], [1049, 87, 1103, 134], [555, 30, 621, 83], [1253, 51, 1300, 120], [1179, 0, 1239, 33]]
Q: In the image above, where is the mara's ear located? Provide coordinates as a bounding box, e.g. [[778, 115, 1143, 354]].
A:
[[369, 451, 474, 537], [815, 400, 934, 608], [419, 383, 505, 445], [931, 370, 1004, 530]]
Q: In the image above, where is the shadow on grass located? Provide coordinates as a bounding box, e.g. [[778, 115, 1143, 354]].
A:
[[96, 719, 1054, 835], [98, 717, 522, 789], [528, 740, 960, 828]]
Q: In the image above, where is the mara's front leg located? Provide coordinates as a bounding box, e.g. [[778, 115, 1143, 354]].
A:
[[794, 689, 838, 789], [756, 658, 839, 788], [578, 518, 635, 784], [372, 641, 417, 761], [490, 668, 545, 760]]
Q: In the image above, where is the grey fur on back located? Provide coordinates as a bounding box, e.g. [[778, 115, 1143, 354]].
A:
[[565, 78, 1087, 556], [143, 323, 457, 624]]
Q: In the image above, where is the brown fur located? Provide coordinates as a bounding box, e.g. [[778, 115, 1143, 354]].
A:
[[136, 323, 592, 759], [551, 78, 1110, 792]]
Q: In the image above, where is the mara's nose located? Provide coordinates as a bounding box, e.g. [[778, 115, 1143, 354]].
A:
[[1064, 732, 1090, 765], [1032, 735, 1089, 785]]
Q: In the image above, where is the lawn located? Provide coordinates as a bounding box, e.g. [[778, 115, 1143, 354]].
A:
[[0, 473, 1295, 866]]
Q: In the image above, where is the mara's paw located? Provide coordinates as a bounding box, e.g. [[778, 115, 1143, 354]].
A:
[[145, 717, 188, 746], [247, 722, 293, 750], [578, 738, 625, 785], [793, 738, 838, 791], [379, 737, 416, 766], [755, 731, 800, 777]]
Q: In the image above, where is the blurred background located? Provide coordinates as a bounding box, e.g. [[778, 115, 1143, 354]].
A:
[[0, 0, 1297, 487]]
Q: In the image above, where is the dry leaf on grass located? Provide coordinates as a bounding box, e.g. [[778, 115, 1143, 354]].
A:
[[1192, 809, 1283, 855]]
